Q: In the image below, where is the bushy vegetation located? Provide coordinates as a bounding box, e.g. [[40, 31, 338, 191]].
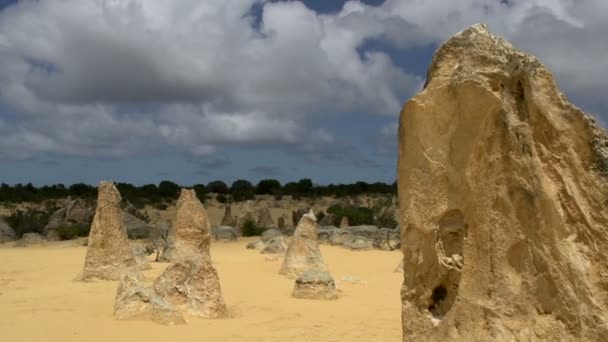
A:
[[56, 224, 90, 240], [327, 204, 375, 226], [0, 179, 397, 205], [241, 219, 266, 237], [4, 209, 54, 237]]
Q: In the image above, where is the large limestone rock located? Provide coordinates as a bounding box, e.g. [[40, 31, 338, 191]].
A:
[[14, 232, 45, 247], [236, 200, 256, 229], [76, 181, 136, 281], [161, 189, 211, 262], [292, 269, 338, 300], [0, 217, 16, 243], [398, 24, 608, 341], [279, 210, 327, 277], [220, 205, 235, 227], [256, 207, 275, 228], [113, 271, 186, 325], [154, 257, 228, 319], [339, 216, 349, 228]]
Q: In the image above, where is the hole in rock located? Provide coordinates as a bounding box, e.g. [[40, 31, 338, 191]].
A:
[[428, 285, 448, 316], [438, 209, 465, 258]]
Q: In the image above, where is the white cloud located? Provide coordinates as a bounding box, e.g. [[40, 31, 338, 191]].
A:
[[0, 0, 606, 161]]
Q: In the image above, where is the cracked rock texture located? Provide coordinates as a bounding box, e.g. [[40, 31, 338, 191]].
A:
[[76, 181, 136, 281], [279, 210, 328, 277], [398, 24, 608, 341], [154, 256, 228, 319], [161, 189, 211, 262]]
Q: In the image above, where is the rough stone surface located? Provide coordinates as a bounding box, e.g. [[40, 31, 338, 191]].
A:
[[220, 205, 235, 227], [344, 225, 378, 239], [398, 24, 608, 341], [130, 241, 151, 270], [124, 212, 165, 240], [328, 229, 354, 246], [236, 201, 256, 230], [154, 257, 228, 319], [113, 271, 186, 325], [277, 215, 288, 230], [292, 269, 338, 300], [246, 240, 265, 250], [342, 236, 373, 251], [14, 232, 45, 247], [161, 189, 211, 262], [257, 207, 276, 228], [291, 208, 308, 227], [374, 228, 401, 251], [76, 181, 136, 281], [279, 210, 327, 277], [316, 227, 338, 244], [212, 225, 238, 242], [339, 216, 349, 228], [261, 235, 289, 255], [261, 228, 282, 242], [318, 214, 335, 226], [0, 217, 16, 244]]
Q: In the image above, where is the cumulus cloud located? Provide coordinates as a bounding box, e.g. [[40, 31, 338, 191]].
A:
[[0, 0, 420, 161], [0, 0, 606, 163]]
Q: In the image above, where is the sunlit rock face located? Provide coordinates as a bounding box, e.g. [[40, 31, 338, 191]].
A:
[[398, 24, 608, 342], [161, 189, 211, 262], [76, 181, 136, 281]]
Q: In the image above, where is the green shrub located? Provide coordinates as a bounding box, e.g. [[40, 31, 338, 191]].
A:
[[375, 212, 398, 228], [327, 204, 374, 226], [56, 224, 90, 240], [241, 219, 265, 237], [5, 209, 52, 237], [154, 203, 168, 210]]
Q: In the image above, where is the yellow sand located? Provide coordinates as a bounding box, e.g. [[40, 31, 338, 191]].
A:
[[0, 238, 402, 342]]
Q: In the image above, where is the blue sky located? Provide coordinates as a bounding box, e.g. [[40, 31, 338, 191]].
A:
[[0, 0, 606, 186]]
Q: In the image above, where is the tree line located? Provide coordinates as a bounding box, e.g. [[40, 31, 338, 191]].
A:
[[0, 179, 396, 206]]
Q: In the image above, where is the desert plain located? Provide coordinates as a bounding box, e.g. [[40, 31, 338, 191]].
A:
[[0, 237, 401, 342]]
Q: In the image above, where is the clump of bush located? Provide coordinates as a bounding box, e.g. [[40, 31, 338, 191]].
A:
[[375, 212, 398, 229], [327, 204, 374, 226], [241, 219, 266, 237], [56, 224, 90, 240], [5, 209, 52, 237]]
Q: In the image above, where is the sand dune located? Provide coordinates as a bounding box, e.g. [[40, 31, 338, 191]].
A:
[[0, 238, 401, 342]]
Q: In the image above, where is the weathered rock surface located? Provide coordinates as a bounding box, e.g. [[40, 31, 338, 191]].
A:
[[277, 214, 288, 231], [220, 205, 235, 227], [291, 208, 308, 227], [344, 225, 378, 239], [43, 198, 93, 240], [154, 257, 228, 319], [261, 228, 282, 242], [130, 241, 151, 270], [236, 201, 256, 230], [114, 271, 186, 325], [76, 181, 136, 281], [123, 212, 166, 240], [279, 210, 327, 277], [318, 214, 335, 226], [339, 216, 349, 228], [161, 189, 211, 262], [373, 228, 401, 251], [14, 232, 45, 247], [261, 235, 289, 254], [328, 229, 354, 246], [257, 207, 276, 228], [0, 217, 16, 243], [212, 225, 238, 242], [342, 236, 373, 251], [292, 269, 337, 300], [398, 24, 608, 341]]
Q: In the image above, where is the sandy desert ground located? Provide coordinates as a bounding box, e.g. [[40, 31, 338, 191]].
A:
[[0, 238, 402, 342]]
